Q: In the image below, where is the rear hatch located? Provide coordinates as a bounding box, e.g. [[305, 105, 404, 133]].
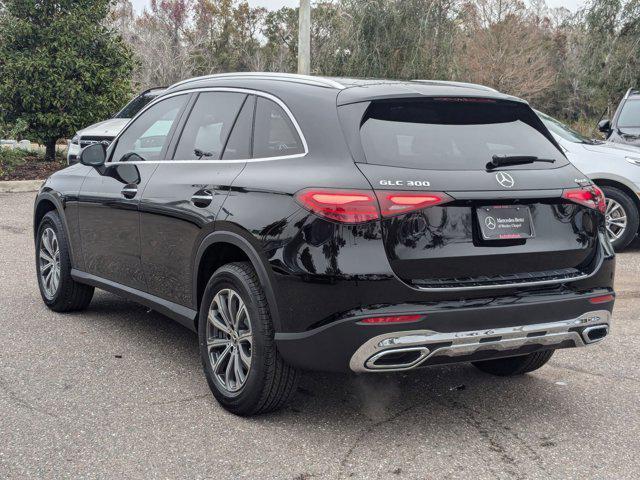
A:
[[339, 96, 605, 289]]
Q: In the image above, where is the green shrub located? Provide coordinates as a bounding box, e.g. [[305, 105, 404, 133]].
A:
[[0, 147, 65, 177], [0, 148, 29, 177]]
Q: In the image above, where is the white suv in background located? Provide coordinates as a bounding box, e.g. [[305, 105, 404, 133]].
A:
[[537, 110, 640, 250], [67, 87, 166, 164]]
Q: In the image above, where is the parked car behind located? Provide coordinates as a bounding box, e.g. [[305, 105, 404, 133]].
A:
[[67, 87, 166, 164], [598, 88, 640, 147], [537, 110, 640, 250], [36, 74, 615, 415]]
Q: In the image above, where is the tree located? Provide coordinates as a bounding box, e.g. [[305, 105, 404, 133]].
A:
[[131, 0, 199, 87], [0, 0, 134, 160], [111, 0, 136, 43]]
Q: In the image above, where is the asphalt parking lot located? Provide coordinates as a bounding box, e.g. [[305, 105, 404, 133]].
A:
[[1, 191, 639, 480]]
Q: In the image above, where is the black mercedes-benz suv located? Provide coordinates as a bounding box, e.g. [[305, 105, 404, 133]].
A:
[[34, 73, 615, 415]]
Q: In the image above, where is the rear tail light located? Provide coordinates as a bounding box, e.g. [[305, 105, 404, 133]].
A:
[[359, 314, 423, 324], [294, 189, 379, 223], [562, 186, 606, 213], [295, 188, 452, 223], [376, 192, 452, 217]]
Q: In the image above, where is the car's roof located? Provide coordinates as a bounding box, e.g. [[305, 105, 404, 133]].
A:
[[164, 72, 523, 105]]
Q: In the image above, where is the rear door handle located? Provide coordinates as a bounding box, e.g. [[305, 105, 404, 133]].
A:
[[121, 184, 138, 199], [191, 189, 213, 208]]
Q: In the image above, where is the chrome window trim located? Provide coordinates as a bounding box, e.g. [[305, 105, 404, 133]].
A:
[[107, 87, 309, 165]]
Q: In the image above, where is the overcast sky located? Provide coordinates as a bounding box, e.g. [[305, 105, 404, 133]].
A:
[[131, 0, 583, 14]]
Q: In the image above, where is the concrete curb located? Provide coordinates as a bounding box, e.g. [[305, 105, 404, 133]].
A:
[[0, 180, 44, 193]]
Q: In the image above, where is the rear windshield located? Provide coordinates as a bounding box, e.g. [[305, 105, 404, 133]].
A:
[[618, 99, 640, 128], [115, 92, 162, 119], [359, 98, 566, 170]]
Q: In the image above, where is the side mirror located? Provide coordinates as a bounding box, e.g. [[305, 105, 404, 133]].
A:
[[106, 164, 141, 185], [79, 143, 106, 167], [598, 119, 611, 134]]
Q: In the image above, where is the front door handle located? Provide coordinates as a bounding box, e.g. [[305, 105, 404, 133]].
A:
[[121, 184, 138, 199], [191, 189, 213, 208]]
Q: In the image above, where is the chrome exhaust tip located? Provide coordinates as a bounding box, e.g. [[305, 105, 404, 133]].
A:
[[365, 346, 430, 370], [582, 325, 609, 344]]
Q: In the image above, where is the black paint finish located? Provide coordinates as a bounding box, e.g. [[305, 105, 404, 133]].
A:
[[34, 76, 616, 372]]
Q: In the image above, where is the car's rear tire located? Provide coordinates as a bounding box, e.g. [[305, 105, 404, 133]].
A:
[[198, 261, 299, 415], [600, 185, 639, 251], [36, 211, 94, 312], [472, 350, 554, 376]]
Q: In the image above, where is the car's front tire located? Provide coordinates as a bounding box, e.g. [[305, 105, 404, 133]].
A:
[[600, 185, 639, 251], [472, 350, 554, 376], [198, 262, 299, 415], [36, 211, 94, 311]]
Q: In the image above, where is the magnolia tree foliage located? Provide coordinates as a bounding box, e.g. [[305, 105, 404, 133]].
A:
[[0, 0, 134, 160]]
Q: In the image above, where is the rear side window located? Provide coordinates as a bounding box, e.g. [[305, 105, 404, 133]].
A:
[[359, 99, 566, 170], [222, 96, 255, 160], [618, 100, 640, 128], [174, 92, 246, 160], [253, 97, 304, 158]]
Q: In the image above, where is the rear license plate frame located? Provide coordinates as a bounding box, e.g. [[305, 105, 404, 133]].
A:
[[476, 205, 535, 240]]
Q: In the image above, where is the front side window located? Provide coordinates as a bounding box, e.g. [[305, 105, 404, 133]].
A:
[[358, 99, 567, 171], [252, 97, 304, 158], [111, 94, 188, 162], [173, 92, 247, 160], [618, 100, 640, 128]]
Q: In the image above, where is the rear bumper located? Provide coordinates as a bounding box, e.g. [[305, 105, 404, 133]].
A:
[[349, 310, 610, 372], [275, 292, 614, 372]]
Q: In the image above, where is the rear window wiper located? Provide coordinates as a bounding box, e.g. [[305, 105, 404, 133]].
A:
[[486, 155, 555, 170]]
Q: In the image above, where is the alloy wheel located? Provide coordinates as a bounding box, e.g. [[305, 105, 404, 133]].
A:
[[39, 227, 61, 299], [206, 288, 253, 393], [605, 198, 627, 242]]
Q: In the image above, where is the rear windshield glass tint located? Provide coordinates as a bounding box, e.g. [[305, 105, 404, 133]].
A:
[[359, 99, 566, 170], [116, 93, 160, 119], [618, 100, 640, 128]]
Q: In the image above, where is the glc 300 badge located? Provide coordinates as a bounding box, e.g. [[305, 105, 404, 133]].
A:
[[495, 172, 515, 188], [379, 179, 431, 187]]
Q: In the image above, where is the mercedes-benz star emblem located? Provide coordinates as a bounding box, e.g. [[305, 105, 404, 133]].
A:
[[485, 216, 496, 230], [495, 171, 515, 188]]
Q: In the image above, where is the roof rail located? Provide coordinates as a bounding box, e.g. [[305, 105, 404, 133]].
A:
[[168, 72, 345, 90], [624, 87, 640, 99], [140, 86, 167, 95], [411, 79, 499, 93]]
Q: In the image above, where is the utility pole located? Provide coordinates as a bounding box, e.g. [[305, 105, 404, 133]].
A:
[[298, 0, 311, 75]]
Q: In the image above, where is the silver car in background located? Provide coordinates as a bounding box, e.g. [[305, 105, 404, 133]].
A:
[[537, 110, 640, 250], [67, 87, 166, 164]]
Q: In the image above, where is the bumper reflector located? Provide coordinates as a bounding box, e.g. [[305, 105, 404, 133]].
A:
[[589, 294, 615, 304], [360, 314, 423, 324]]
